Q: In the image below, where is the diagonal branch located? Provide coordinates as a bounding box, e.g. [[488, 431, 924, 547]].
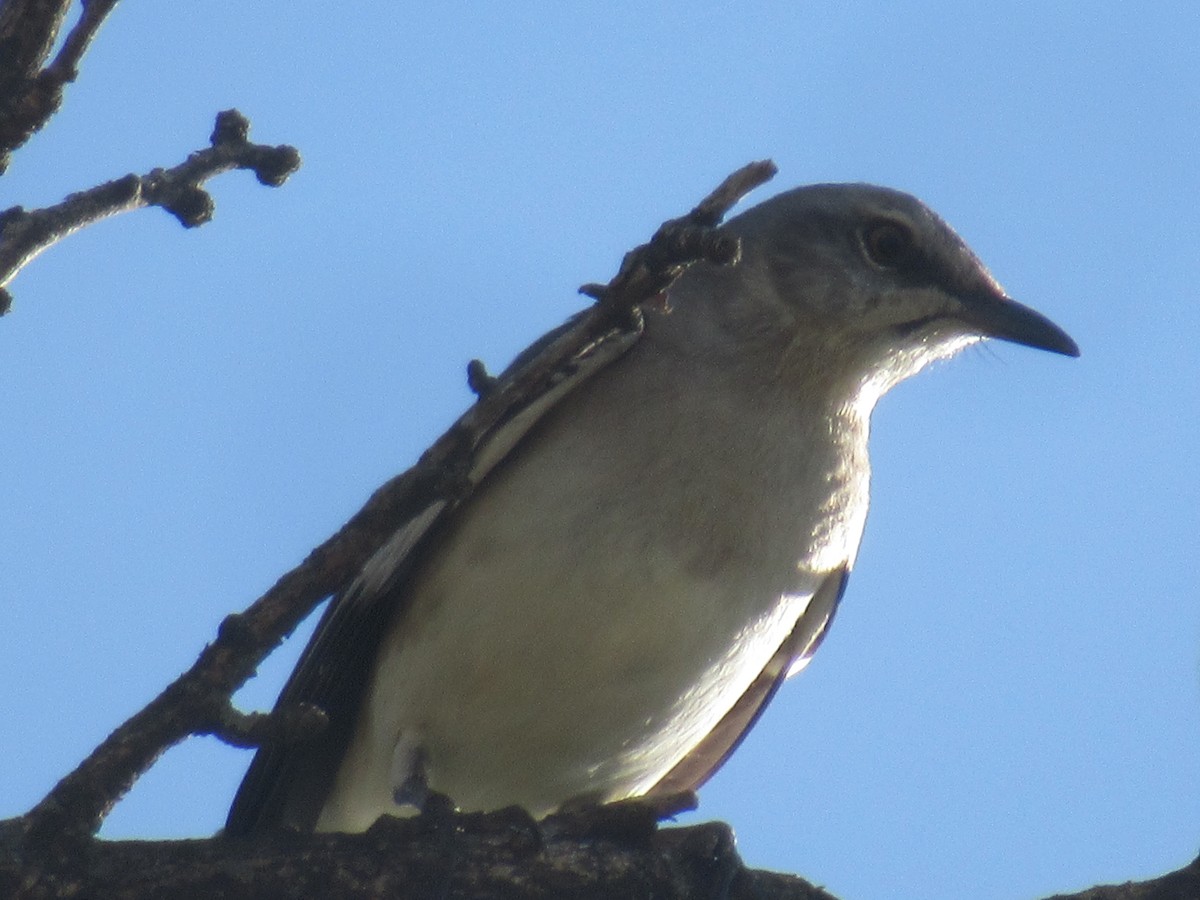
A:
[[579, 159, 777, 309], [0, 109, 301, 315]]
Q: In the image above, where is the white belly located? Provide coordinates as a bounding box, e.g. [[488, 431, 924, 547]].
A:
[[316, 355, 870, 832]]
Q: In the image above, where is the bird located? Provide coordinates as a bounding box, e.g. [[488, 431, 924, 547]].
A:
[[225, 182, 1078, 836]]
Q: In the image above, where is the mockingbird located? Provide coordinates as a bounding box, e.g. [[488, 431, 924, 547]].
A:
[[226, 182, 1077, 835]]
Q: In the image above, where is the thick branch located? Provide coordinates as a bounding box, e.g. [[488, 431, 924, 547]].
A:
[[0, 109, 301, 315], [0, 814, 837, 900], [2, 809, 1196, 900]]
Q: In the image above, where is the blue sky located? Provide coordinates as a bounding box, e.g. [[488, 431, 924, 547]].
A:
[[2, 4, 1198, 899]]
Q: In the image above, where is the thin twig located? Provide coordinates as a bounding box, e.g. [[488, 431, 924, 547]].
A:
[[201, 703, 329, 751], [579, 159, 777, 309], [0, 109, 301, 315]]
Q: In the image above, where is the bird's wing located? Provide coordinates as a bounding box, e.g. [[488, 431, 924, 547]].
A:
[[647, 566, 849, 797], [225, 313, 642, 836]]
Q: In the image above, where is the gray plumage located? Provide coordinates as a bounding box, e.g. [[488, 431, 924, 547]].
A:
[[226, 183, 1077, 835]]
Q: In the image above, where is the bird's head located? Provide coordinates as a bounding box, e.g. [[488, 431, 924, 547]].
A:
[[716, 183, 1078, 403]]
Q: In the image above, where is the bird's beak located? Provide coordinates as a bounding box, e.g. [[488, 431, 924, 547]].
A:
[[957, 291, 1080, 357]]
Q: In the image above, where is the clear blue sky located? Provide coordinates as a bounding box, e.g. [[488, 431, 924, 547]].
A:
[[2, 4, 1197, 899]]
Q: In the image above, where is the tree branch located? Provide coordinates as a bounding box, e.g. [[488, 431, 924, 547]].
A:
[[3, 808, 1196, 899], [0, 108, 301, 315], [579, 159, 776, 309], [0, 813, 840, 900]]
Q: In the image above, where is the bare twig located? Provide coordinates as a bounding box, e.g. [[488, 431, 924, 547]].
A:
[[0, 109, 301, 315], [579, 159, 777, 308], [0, 0, 121, 170], [201, 703, 329, 752]]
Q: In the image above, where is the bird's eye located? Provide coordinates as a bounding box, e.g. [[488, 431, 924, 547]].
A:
[[860, 220, 915, 270]]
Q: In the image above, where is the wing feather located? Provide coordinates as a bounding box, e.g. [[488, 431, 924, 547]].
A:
[[224, 316, 641, 835], [647, 567, 849, 797]]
